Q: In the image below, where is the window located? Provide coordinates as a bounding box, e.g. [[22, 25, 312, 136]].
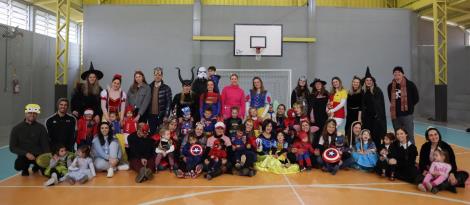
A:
[[35, 9, 78, 43], [9, 0, 28, 30], [0, 0, 29, 30]]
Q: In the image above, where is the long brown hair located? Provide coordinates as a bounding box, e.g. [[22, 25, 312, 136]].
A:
[[251, 76, 265, 93], [349, 76, 362, 95], [330, 77, 344, 95], [129, 70, 148, 94], [320, 119, 337, 148]]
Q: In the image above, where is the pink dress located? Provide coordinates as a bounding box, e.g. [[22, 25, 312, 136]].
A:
[[221, 85, 245, 119]]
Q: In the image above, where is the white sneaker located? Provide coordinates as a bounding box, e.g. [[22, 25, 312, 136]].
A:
[[117, 163, 129, 171], [44, 173, 58, 186], [107, 167, 114, 178]]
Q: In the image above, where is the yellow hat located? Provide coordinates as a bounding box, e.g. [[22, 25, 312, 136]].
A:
[[25, 104, 41, 114]]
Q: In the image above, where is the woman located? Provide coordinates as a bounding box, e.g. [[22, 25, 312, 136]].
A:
[[418, 127, 468, 192], [361, 68, 387, 147], [327, 77, 347, 127], [291, 76, 310, 114], [221, 73, 245, 119], [308, 78, 329, 135], [246, 77, 272, 118], [256, 120, 276, 156], [171, 67, 198, 121], [101, 74, 127, 122], [345, 76, 363, 139], [349, 121, 362, 148], [127, 70, 151, 123], [71, 62, 103, 121], [387, 128, 418, 183], [91, 122, 122, 178], [200, 80, 221, 118]]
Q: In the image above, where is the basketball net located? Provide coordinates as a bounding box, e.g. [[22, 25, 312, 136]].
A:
[[255, 47, 262, 61]]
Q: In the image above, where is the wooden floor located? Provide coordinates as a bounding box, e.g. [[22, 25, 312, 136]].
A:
[[1, 136, 469, 205]]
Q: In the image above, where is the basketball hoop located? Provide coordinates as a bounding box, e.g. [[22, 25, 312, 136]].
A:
[[255, 47, 262, 61]]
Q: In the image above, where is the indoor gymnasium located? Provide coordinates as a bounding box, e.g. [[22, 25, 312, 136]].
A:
[[0, 0, 469, 204]]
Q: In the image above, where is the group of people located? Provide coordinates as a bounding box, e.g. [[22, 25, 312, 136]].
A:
[[9, 63, 468, 193]]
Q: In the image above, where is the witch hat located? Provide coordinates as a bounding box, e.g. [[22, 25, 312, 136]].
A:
[[81, 62, 104, 80]]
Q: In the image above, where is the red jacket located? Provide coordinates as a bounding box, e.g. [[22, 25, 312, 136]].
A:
[[123, 117, 136, 134], [293, 141, 315, 155], [76, 117, 98, 144], [208, 147, 227, 159]]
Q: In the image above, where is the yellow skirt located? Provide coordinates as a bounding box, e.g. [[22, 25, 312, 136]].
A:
[[115, 133, 129, 163], [255, 155, 300, 174]]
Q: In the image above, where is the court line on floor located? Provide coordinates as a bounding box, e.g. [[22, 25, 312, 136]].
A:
[[0, 173, 19, 184], [0, 145, 9, 150], [138, 183, 470, 205], [0, 182, 407, 189], [283, 174, 305, 205], [416, 121, 469, 134], [455, 152, 470, 155]]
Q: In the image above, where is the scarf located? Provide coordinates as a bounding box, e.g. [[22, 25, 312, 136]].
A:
[[390, 77, 408, 119]]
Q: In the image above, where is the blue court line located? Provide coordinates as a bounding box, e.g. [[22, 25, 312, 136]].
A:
[[0, 120, 469, 181]]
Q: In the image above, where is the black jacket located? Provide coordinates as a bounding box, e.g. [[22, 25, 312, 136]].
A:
[[127, 133, 155, 159], [387, 78, 419, 116], [71, 83, 103, 117], [10, 121, 50, 156], [419, 141, 457, 174], [148, 81, 172, 117], [46, 113, 77, 151]]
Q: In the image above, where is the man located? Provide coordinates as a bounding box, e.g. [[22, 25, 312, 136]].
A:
[[148, 67, 172, 135], [46, 98, 77, 151], [128, 123, 155, 183], [10, 104, 50, 176], [387, 66, 419, 144]]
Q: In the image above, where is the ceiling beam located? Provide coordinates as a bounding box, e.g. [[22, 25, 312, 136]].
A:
[[448, 6, 470, 14], [400, 0, 434, 11], [450, 13, 470, 22]]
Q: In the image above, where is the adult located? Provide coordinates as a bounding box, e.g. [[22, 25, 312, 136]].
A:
[[221, 73, 245, 119], [345, 76, 363, 139], [291, 76, 309, 114], [327, 77, 347, 127], [349, 121, 362, 148], [171, 67, 198, 121], [71, 62, 103, 121], [91, 122, 122, 178], [127, 70, 151, 123], [192, 66, 208, 102], [200, 80, 221, 118], [10, 104, 50, 176], [387, 128, 418, 183], [128, 123, 155, 183], [361, 68, 387, 147], [46, 98, 77, 151], [147, 67, 172, 135], [308, 78, 329, 135], [101, 74, 127, 122], [418, 127, 468, 192], [387, 66, 419, 144], [245, 77, 272, 118]]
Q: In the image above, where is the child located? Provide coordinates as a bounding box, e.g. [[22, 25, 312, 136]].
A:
[[352, 129, 378, 171], [204, 139, 227, 180], [224, 106, 243, 138], [247, 107, 262, 131], [244, 119, 258, 153], [123, 105, 137, 135], [177, 135, 203, 178], [109, 111, 121, 134], [155, 128, 176, 172], [314, 119, 337, 170], [65, 145, 96, 184], [376, 133, 396, 179], [44, 144, 72, 186], [284, 109, 297, 137], [76, 109, 98, 146], [418, 149, 452, 194], [262, 103, 277, 121], [275, 104, 287, 130], [293, 132, 315, 171], [179, 107, 194, 139], [292, 102, 308, 126], [200, 108, 217, 137], [326, 135, 354, 175], [207, 66, 221, 93], [231, 125, 247, 168]]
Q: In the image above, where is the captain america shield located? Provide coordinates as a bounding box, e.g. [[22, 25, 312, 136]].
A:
[[190, 144, 203, 156], [322, 148, 341, 163]]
